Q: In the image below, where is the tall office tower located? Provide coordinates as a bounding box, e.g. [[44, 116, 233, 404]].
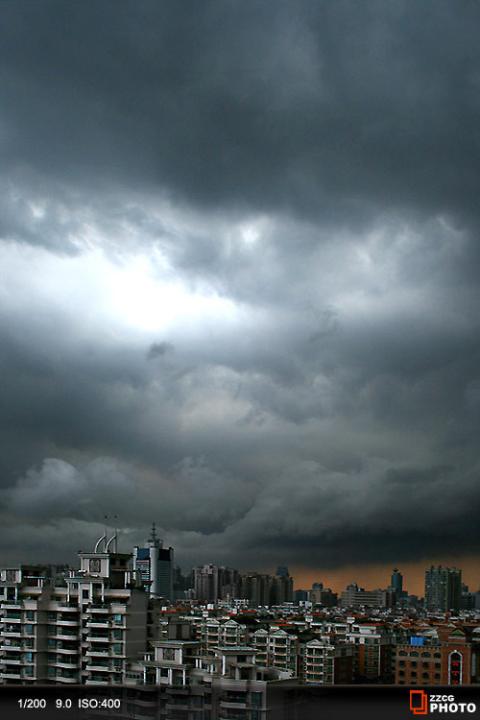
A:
[[239, 573, 274, 607], [172, 566, 193, 601], [272, 573, 294, 604], [391, 568, 403, 595], [0, 534, 148, 685], [193, 564, 220, 602], [425, 566, 462, 612], [193, 565, 238, 602], [133, 524, 174, 601]]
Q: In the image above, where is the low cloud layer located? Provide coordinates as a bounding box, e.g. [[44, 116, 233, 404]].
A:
[[1, 2, 480, 576]]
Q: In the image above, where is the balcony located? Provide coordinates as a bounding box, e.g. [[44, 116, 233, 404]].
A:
[[86, 634, 110, 642], [48, 632, 78, 641], [51, 660, 80, 669], [0, 671, 22, 680], [1, 642, 22, 651], [56, 647, 79, 655], [55, 603, 79, 611], [55, 674, 78, 684], [219, 699, 248, 709], [85, 678, 109, 685], [86, 649, 110, 657], [87, 663, 110, 672], [3, 627, 22, 637]]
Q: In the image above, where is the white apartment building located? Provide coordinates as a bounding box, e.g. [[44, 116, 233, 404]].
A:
[[0, 535, 148, 685], [250, 628, 298, 675], [137, 640, 287, 719], [199, 618, 247, 650], [303, 638, 354, 685]]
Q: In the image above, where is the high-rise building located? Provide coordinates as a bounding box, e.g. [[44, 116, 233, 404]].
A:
[[239, 573, 273, 607], [238, 572, 294, 607], [391, 568, 403, 596], [0, 534, 148, 685], [425, 566, 462, 612], [193, 565, 239, 602], [133, 524, 174, 601]]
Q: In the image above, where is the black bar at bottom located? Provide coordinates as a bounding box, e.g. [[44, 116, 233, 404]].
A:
[[1, 684, 480, 719]]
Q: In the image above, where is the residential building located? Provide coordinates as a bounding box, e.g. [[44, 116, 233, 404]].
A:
[[193, 565, 239, 603], [340, 583, 395, 609], [425, 566, 462, 612], [393, 626, 478, 685], [303, 639, 354, 685], [0, 535, 148, 685]]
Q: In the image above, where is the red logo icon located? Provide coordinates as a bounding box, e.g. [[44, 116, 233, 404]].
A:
[[410, 689, 428, 715]]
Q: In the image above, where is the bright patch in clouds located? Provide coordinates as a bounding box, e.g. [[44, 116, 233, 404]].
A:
[[106, 255, 239, 333], [0, 241, 242, 340]]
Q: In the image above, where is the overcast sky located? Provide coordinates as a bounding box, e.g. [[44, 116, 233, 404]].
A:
[[1, 1, 480, 591]]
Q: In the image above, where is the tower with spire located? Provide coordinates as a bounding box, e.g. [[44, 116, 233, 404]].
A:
[[133, 523, 174, 600]]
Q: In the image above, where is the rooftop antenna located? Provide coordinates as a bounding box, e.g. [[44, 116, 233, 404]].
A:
[[150, 521, 157, 543], [94, 515, 109, 553], [106, 515, 119, 553]]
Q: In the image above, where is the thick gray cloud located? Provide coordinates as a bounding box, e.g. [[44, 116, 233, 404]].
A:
[[0, 1, 480, 578]]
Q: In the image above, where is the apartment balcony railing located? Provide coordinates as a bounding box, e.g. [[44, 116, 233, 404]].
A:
[[48, 630, 78, 639], [85, 604, 110, 612], [0, 671, 22, 680], [3, 627, 22, 636], [86, 620, 111, 628]]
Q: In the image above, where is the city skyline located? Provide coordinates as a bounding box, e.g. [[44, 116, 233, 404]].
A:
[[1, 2, 480, 577], [2, 530, 478, 599]]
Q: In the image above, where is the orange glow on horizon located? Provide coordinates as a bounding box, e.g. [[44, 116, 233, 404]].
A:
[[290, 554, 480, 597]]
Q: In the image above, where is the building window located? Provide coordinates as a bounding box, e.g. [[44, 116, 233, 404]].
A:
[[251, 693, 263, 707]]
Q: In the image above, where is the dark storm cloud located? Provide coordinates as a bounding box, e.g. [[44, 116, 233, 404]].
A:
[[1, 1, 480, 573], [1, 0, 480, 229]]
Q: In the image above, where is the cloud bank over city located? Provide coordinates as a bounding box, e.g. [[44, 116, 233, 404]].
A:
[[1, 1, 480, 578]]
